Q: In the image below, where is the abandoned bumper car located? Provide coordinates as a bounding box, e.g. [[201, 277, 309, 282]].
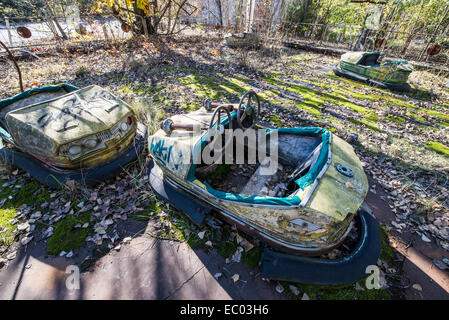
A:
[[333, 51, 413, 91], [0, 84, 147, 188], [148, 91, 381, 285], [223, 32, 260, 49]]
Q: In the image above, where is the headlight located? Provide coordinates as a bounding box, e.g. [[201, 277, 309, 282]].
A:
[[84, 138, 98, 149], [60, 115, 134, 159], [119, 116, 134, 133], [68, 145, 82, 155]]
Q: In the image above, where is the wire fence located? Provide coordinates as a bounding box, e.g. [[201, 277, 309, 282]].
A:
[[249, 18, 449, 67], [0, 15, 132, 49], [1, 12, 448, 69], [161, 12, 449, 68]]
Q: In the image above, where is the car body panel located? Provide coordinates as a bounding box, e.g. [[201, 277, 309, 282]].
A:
[[149, 110, 208, 180], [306, 134, 368, 221]]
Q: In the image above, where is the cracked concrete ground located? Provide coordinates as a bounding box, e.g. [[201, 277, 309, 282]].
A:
[[1, 178, 448, 299], [0, 222, 286, 300]]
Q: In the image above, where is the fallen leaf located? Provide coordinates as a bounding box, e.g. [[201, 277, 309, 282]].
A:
[[197, 231, 206, 239], [412, 283, 422, 291], [20, 236, 33, 245], [432, 259, 448, 270], [421, 234, 431, 242], [95, 226, 106, 235], [289, 285, 300, 296], [275, 284, 284, 294]]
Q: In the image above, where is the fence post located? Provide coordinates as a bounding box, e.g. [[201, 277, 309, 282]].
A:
[[321, 24, 328, 42], [101, 18, 109, 41], [5, 17, 13, 46]]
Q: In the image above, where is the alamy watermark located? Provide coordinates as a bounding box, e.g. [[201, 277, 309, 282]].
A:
[[65, 265, 80, 290], [365, 265, 386, 290]]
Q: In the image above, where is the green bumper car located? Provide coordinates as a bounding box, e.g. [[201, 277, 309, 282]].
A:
[[333, 51, 413, 91]]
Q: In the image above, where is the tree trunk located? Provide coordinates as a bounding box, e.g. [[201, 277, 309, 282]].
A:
[[170, 0, 188, 34], [399, 0, 425, 56], [353, 14, 369, 51], [400, 25, 423, 55], [311, 0, 322, 40], [52, 17, 68, 40], [129, 0, 158, 35], [44, 10, 61, 41], [44, 0, 68, 40], [215, 0, 223, 26]]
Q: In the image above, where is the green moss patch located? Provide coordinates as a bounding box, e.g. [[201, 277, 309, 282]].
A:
[[218, 239, 238, 258], [424, 141, 449, 157], [179, 73, 251, 101], [385, 116, 406, 124], [349, 119, 383, 132], [0, 179, 52, 246], [263, 75, 372, 116], [379, 226, 395, 266], [0, 209, 17, 246], [0, 180, 51, 208], [283, 279, 391, 300], [242, 247, 262, 270], [280, 225, 394, 300], [269, 114, 283, 127], [217, 239, 262, 270], [47, 211, 93, 255], [365, 113, 379, 122]]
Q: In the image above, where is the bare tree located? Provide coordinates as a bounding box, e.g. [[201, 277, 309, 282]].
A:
[[106, 0, 196, 36]]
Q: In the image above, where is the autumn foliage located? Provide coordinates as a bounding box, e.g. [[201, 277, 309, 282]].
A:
[[98, 0, 195, 35]]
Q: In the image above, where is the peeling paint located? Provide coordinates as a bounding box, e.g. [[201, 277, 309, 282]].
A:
[[148, 102, 368, 252]]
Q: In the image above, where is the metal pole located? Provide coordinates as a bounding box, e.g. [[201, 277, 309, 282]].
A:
[[5, 17, 13, 46], [0, 40, 24, 92]]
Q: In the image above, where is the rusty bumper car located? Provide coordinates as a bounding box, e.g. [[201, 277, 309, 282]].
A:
[[147, 91, 380, 285], [333, 51, 413, 92], [0, 84, 146, 188], [0, 41, 146, 188], [223, 32, 260, 49]]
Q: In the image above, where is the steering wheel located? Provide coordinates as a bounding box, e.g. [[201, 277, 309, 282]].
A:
[[208, 105, 233, 154], [237, 90, 260, 130]]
